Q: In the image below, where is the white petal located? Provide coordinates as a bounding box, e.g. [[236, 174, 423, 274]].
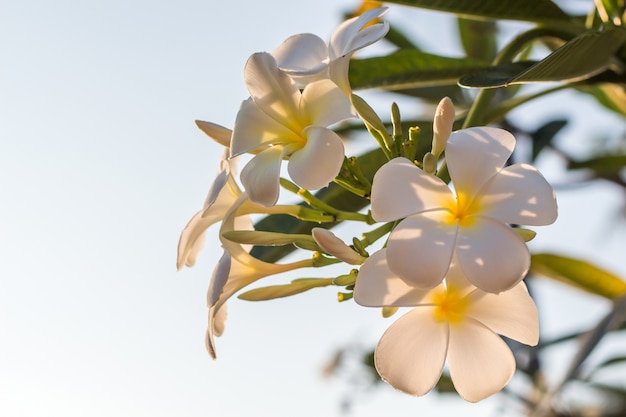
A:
[[240, 146, 287, 207], [447, 127, 515, 201], [207, 251, 232, 307], [371, 157, 455, 222], [456, 217, 530, 293], [177, 210, 215, 269], [354, 250, 435, 307], [329, 7, 389, 59], [195, 120, 232, 148], [206, 303, 227, 360], [327, 55, 352, 95], [230, 98, 301, 157], [272, 33, 329, 87], [311, 228, 365, 265], [300, 79, 353, 126], [466, 282, 539, 346], [477, 164, 558, 226], [375, 307, 448, 397], [288, 127, 344, 190], [386, 211, 457, 288], [244, 52, 302, 132], [447, 320, 516, 402]]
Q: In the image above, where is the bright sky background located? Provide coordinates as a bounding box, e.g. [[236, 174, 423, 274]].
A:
[[2, 1, 625, 416]]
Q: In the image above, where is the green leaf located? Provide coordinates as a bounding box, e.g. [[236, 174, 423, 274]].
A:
[[568, 154, 626, 174], [384, 0, 570, 24], [580, 84, 626, 118], [531, 253, 626, 299], [531, 119, 568, 161], [238, 278, 335, 301], [460, 29, 626, 88], [458, 17, 497, 62], [349, 49, 489, 91]]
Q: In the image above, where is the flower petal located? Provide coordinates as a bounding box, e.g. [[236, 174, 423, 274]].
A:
[[288, 126, 344, 190], [477, 164, 558, 226], [447, 127, 515, 201], [386, 211, 457, 289], [272, 33, 329, 87], [300, 79, 354, 126], [466, 281, 539, 346], [240, 146, 287, 207], [371, 157, 455, 222], [195, 120, 232, 148], [329, 7, 389, 59], [447, 320, 516, 402], [230, 98, 301, 157], [456, 217, 530, 293], [375, 306, 448, 397], [244, 52, 302, 132], [354, 250, 435, 307], [311, 228, 365, 265]]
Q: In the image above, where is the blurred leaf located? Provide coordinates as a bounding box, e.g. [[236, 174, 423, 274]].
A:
[[382, 306, 399, 318], [531, 119, 568, 161], [460, 29, 626, 87], [514, 228, 537, 242], [580, 83, 626, 118], [238, 278, 335, 301], [384, 0, 570, 24], [458, 61, 536, 88], [458, 17, 497, 62], [568, 154, 626, 174], [531, 253, 626, 299], [349, 49, 489, 91], [384, 24, 420, 49], [586, 355, 626, 380]]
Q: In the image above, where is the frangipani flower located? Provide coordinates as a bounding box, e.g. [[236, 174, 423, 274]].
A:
[[371, 127, 557, 293], [206, 193, 314, 358], [272, 7, 389, 93], [354, 250, 538, 402], [230, 52, 354, 207]]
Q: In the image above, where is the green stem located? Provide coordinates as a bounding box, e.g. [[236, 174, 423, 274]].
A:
[[360, 222, 395, 248]]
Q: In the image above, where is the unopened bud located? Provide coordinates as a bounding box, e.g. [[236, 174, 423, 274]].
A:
[[432, 97, 455, 158]]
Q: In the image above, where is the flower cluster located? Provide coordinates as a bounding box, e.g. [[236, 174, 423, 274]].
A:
[[178, 6, 558, 403]]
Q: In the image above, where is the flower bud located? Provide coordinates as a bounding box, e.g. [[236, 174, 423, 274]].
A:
[[432, 97, 455, 158]]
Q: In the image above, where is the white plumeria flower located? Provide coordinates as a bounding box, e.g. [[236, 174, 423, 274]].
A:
[[354, 250, 539, 402], [371, 127, 557, 293], [312, 227, 366, 265], [177, 149, 242, 270], [206, 193, 314, 359], [272, 7, 389, 93], [230, 52, 354, 207]]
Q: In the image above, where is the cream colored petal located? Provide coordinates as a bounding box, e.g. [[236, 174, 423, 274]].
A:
[[195, 120, 232, 148], [447, 127, 515, 201], [371, 157, 454, 222], [477, 164, 558, 226], [243, 52, 301, 132], [288, 127, 344, 190], [230, 98, 301, 157], [240, 146, 287, 207], [447, 320, 516, 402], [329, 7, 389, 59], [311, 228, 365, 265], [205, 251, 232, 360], [272, 33, 329, 88], [456, 217, 530, 293], [466, 282, 539, 346], [300, 79, 353, 126], [205, 303, 227, 360], [375, 307, 448, 397], [386, 211, 457, 289], [443, 256, 476, 297], [327, 55, 352, 95], [354, 250, 435, 307], [177, 210, 218, 269]]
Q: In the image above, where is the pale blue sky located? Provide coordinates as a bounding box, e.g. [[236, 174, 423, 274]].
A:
[[2, 1, 625, 416]]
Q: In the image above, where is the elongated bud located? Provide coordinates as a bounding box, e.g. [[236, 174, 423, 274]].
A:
[[432, 97, 455, 158], [312, 228, 366, 265]]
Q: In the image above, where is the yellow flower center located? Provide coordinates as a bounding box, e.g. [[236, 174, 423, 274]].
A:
[[431, 286, 468, 324], [441, 192, 479, 227]]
